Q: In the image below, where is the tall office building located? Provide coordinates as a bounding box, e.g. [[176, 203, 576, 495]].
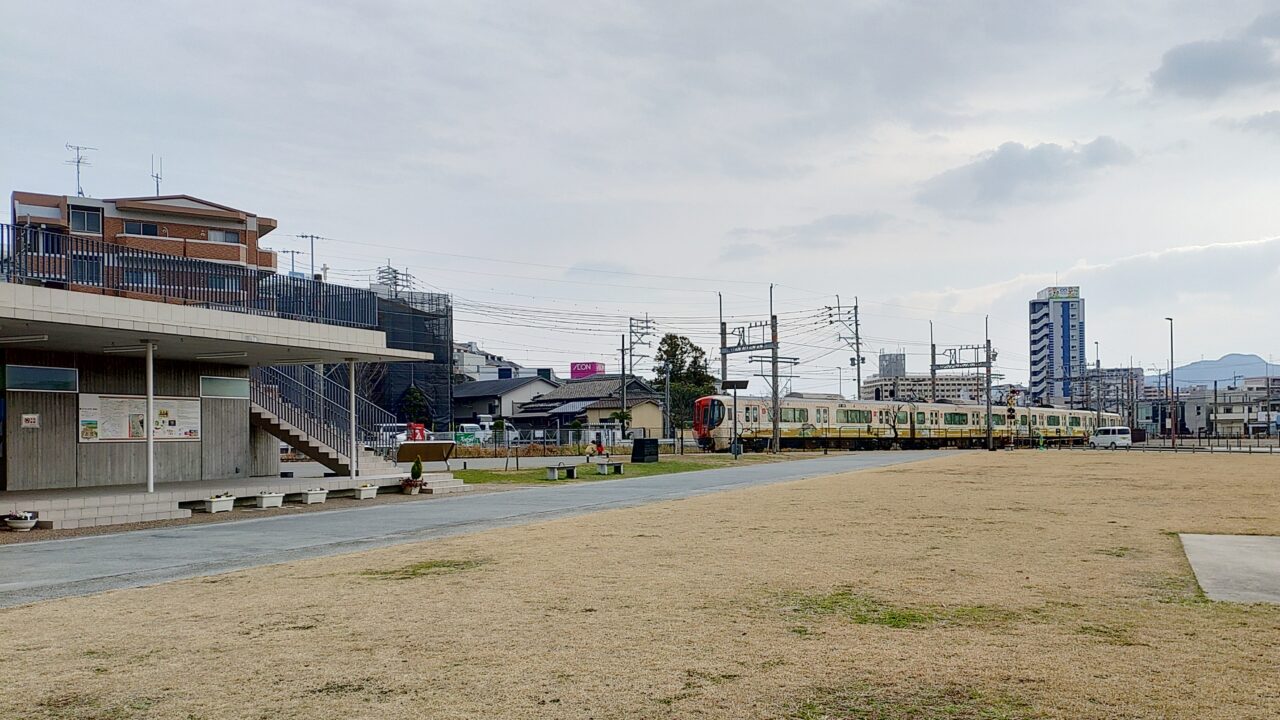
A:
[[1029, 286, 1086, 405]]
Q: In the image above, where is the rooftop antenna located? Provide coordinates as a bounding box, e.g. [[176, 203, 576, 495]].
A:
[[150, 155, 163, 196], [65, 143, 97, 197]]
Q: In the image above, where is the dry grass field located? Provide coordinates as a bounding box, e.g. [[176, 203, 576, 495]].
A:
[[2, 451, 1278, 719]]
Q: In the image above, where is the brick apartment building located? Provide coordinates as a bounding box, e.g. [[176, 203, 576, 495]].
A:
[[10, 191, 278, 271]]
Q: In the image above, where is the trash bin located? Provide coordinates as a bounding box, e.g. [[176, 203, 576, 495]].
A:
[[631, 438, 660, 463]]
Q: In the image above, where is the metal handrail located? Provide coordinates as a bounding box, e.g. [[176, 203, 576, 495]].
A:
[[0, 223, 377, 328], [251, 366, 352, 461]]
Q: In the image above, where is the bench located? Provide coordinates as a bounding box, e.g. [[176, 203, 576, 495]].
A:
[[595, 461, 625, 475], [545, 464, 578, 480]]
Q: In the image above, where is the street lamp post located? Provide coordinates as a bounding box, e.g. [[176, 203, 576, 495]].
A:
[[1165, 317, 1175, 448], [1094, 340, 1101, 431]]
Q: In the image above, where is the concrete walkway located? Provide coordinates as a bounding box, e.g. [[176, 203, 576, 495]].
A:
[[1180, 533, 1280, 603], [0, 451, 947, 607]]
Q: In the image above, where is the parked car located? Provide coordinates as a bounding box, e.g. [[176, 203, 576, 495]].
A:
[[1089, 426, 1132, 449], [370, 423, 409, 451]]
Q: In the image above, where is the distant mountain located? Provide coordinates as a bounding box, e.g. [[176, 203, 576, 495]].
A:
[[1146, 354, 1280, 387]]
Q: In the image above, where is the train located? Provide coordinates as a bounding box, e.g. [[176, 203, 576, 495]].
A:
[[693, 393, 1121, 451]]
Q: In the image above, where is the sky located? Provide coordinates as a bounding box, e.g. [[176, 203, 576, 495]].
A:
[[4, 1, 1280, 394]]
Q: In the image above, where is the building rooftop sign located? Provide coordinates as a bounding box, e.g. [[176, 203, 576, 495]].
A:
[[1036, 286, 1080, 300]]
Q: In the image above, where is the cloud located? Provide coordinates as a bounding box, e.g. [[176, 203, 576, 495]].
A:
[[1229, 110, 1280, 136], [729, 212, 892, 245], [720, 212, 892, 262], [1151, 13, 1280, 98], [915, 137, 1133, 219]]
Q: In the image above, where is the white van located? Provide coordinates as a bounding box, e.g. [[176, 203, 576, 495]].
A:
[[1089, 426, 1132, 449]]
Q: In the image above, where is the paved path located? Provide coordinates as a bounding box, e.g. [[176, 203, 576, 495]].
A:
[[1180, 533, 1280, 603], [0, 452, 946, 607]]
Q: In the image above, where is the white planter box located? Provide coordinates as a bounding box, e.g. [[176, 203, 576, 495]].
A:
[[5, 518, 38, 532], [354, 486, 378, 500], [204, 497, 234, 513], [255, 493, 285, 509], [300, 490, 328, 505]]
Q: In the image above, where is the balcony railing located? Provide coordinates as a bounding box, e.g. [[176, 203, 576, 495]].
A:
[[0, 223, 377, 328]]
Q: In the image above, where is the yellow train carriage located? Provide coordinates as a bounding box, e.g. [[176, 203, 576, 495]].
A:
[[693, 393, 1120, 451]]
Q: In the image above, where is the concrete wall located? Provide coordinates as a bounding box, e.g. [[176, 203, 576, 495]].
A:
[[2, 350, 249, 491]]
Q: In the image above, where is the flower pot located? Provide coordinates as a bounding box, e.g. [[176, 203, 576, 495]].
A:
[[403, 484, 421, 495], [354, 486, 378, 500], [299, 490, 328, 505], [255, 492, 285, 509], [203, 497, 235, 513], [4, 518, 37, 532]]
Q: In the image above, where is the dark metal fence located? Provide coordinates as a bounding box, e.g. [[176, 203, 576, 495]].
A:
[[0, 223, 377, 328]]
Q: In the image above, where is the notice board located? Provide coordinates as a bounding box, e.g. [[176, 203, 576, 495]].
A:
[[78, 394, 201, 442]]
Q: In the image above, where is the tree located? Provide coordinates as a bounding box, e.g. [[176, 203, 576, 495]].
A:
[[398, 384, 432, 425], [651, 334, 718, 428]]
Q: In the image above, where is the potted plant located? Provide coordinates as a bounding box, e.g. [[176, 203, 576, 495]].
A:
[[354, 483, 378, 500], [255, 491, 285, 509], [402, 458, 424, 494], [3, 511, 38, 532], [203, 492, 235, 514], [300, 487, 328, 505]]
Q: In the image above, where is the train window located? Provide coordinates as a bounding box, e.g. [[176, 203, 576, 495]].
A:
[[991, 414, 1006, 426], [780, 408, 808, 423], [816, 407, 829, 424], [943, 412, 968, 425], [1047, 415, 1061, 426], [915, 412, 925, 424], [1069, 416, 1081, 427], [837, 409, 871, 423], [896, 411, 909, 425]]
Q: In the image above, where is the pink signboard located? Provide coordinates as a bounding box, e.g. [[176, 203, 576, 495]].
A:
[[570, 362, 605, 379]]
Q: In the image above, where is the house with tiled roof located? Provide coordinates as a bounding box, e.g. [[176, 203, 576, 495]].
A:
[[509, 374, 663, 434]]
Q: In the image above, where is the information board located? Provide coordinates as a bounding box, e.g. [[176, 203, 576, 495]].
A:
[[78, 394, 201, 442]]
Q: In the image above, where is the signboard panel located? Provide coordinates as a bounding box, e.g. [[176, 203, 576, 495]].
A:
[[570, 362, 605, 380], [78, 394, 201, 442]]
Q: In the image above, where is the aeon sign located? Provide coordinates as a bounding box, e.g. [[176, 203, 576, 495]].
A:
[[570, 362, 605, 379]]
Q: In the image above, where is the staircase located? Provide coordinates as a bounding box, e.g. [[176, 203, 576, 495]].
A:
[[250, 365, 402, 477]]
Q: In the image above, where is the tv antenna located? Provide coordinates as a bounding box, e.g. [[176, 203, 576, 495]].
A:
[[65, 143, 97, 197], [150, 155, 163, 196]]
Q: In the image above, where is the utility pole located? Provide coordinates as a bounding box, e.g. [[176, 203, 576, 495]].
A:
[[830, 295, 864, 399], [279, 249, 303, 275], [930, 320, 937, 403], [619, 334, 627, 437], [1095, 341, 1102, 430], [297, 234, 324, 278], [985, 316, 993, 451], [770, 284, 780, 453], [719, 292, 727, 387], [1166, 317, 1176, 447], [626, 316, 655, 436]]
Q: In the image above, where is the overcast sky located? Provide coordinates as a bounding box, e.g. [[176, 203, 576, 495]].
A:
[[4, 1, 1280, 393]]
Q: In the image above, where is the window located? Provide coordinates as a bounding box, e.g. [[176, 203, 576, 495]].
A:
[[208, 229, 240, 244], [71, 255, 102, 284], [201, 376, 250, 399], [838, 409, 871, 424], [124, 269, 159, 286], [896, 411, 909, 425], [1047, 415, 1061, 426], [69, 207, 102, 234], [123, 221, 159, 236], [991, 414, 1005, 426], [208, 275, 241, 291], [5, 365, 78, 392], [943, 412, 968, 425], [1069, 416, 1081, 427], [816, 407, 829, 424], [916, 412, 926, 425], [780, 407, 808, 423]]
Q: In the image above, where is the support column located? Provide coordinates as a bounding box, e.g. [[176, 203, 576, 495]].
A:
[[347, 359, 358, 479], [145, 341, 155, 493]]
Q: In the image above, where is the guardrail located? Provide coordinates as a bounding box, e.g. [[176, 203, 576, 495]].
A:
[[0, 223, 377, 328], [251, 365, 353, 461]]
